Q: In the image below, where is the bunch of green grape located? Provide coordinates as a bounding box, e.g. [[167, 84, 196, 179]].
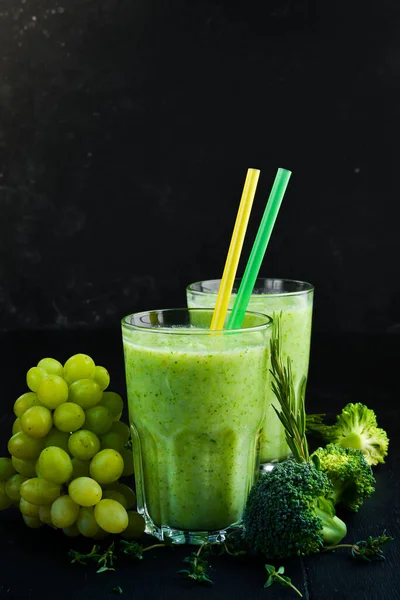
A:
[[0, 354, 145, 541]]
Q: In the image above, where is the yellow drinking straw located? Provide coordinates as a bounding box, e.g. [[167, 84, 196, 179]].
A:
[[210, 168, 260, 330]]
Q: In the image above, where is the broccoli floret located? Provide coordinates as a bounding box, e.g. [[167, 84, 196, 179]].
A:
[[243, 460, 347, 559], [312, 444, 375, 511], [306, 403, 389, 466]]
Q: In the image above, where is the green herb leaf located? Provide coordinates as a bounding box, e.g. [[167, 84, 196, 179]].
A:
[[264, 564, 303, 597], [264, 576, 274, 588]]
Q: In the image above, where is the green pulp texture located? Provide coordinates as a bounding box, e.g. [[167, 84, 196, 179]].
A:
[[123, 330, 269, 532], [187, 292, 313, 463]]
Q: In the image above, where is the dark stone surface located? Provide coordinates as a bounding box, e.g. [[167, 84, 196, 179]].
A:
[[1, 0, 400, 333]]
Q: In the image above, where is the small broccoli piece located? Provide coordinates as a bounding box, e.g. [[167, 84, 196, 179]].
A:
[[306, 403, 389, 466], [312, 444, 375, 511], [243, 460, 347, 559]]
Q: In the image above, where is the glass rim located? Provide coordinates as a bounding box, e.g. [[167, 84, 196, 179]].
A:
[[186, 277, 314, 298], [121, 307, 273, 335]]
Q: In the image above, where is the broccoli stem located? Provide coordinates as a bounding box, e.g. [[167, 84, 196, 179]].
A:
[[338, 432, 363, 450], [329, 480, 353, 508], [314, 505, 347, 547]]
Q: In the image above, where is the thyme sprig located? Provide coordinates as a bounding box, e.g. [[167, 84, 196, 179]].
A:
[[264, 564, 303, 597], [178, 542, 214, 585], [324, 531, 394, 562]]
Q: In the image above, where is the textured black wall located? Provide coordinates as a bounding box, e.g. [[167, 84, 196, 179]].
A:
[[0, 0, 399, 333]]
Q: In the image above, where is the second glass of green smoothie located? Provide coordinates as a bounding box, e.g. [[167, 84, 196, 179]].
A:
[[186, 279, 314, 467], [122, 308, 272, 544]]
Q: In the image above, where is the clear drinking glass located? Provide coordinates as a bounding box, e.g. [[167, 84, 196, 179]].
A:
[[186, 279, 314, 468], [121, 308, 272, 544]]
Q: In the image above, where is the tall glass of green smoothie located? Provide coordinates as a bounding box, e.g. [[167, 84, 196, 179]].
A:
[[122, 308, 272, 544], [186, 279, 314, 467]]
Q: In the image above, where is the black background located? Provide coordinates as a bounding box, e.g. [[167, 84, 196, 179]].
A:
[[1, 3, 400, 597], [1, 0, 400, 334]]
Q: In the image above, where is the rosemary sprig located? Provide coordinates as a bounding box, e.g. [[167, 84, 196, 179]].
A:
[[324, 531, 394, 562], [269, 313, 309, 463], [264, 564, 303, 597]]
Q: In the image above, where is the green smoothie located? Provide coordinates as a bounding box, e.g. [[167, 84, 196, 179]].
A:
[[122, 309, 270, 535], [187, 279, 313, 464]]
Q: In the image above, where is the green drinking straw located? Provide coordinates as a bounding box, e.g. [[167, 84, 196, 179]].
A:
[[226, 167, 292, 330]]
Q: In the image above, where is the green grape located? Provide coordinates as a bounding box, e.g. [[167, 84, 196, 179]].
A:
[[109, 421, 130, 443], [37, 447, 73, 484], [103, 482, 136, 509], [37, 375, 68, 410], [44, 428, 70, 453], [121, 511, 146, 539], [63, 523, 80, 537], [121, 448, 134, 477], [8, 432, 45, 460], [5, 474, 29, 503], [0, 481, 13, 510], [68, 379, 102, 409], [92, 528, 109, 540], [76, 506, 100, 537], [84, 406, 113, 436], [51, 495, 79, 528], [71, 458, 91, 479], [21, 406, 53, 439], [11, 456, 37, 478], [68, 477, 102, 507], [94, 499, 128, 534], [22, 514, 43, 528], [14, 392, 41, 418], [89, 449, 124, 484], [102, 489, 128, 508], [38, 504, 52, 525], [53, 403, 85, 433], [100, 432, 125, 454], [0, 457, 17, 481], [26, 367, 47, 393], [99, 391, 124, 418], [20, 477, 61, 505], [12, 418, 22, 435], [68, 430, 100, 460], [64, 354, 95, 384], [20, 498, 40, 517], [93, 366, 110, 391], [37, 357, 64, 377]]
